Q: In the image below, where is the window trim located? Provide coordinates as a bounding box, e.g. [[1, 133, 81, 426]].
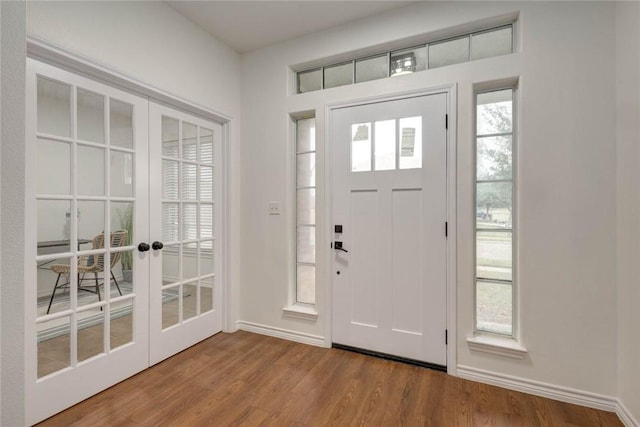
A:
[[473, 83, 519, 340]]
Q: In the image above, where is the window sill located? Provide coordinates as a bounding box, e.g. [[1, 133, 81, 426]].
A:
[[467, 335, 528, 359], [282, 304, 318, 321]]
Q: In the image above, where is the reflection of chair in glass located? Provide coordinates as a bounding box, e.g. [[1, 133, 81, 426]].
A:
[[47, 230, 128, 314]]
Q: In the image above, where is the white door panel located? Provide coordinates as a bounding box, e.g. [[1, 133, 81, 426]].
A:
[[332, 94, 447, 366]]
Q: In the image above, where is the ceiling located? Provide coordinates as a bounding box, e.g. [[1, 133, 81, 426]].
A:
[[166, 1, 416, 54]]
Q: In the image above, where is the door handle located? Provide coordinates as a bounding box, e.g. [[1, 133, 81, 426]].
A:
[[152, 241, 164, 250], [334, 241, 348, 253], [138, 242, 150, 252]]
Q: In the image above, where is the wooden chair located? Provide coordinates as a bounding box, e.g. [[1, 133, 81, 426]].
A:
[[46, 230, 128, 314]]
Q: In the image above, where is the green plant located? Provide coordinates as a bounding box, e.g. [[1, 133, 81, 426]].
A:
[[117, 205, 133, 270]]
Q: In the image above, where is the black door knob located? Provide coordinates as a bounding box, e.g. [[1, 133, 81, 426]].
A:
[[138, 242, 150, 252], [152, 241, 164, 250]]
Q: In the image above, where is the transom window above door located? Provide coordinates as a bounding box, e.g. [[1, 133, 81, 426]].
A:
[[351, 116, 422, 172]]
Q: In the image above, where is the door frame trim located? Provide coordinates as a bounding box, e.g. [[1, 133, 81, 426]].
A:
[[324, 85, 458, 375]]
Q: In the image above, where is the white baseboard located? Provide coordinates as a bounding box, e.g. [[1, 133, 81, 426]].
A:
[[457, 365, 618, 412], [617, 400, 639, 427], [235, 320, 326, 347]]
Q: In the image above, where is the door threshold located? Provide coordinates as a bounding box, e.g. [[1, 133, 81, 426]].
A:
[[332, 343, 447, 372]]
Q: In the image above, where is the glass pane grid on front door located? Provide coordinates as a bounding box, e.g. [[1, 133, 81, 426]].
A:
[[161, 116, 216, 330], [35, 75, 137, 379]]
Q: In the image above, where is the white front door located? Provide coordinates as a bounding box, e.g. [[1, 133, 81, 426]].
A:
[[26, 59, 150, 424], [148, 102, 223, 365], [331, 93, 448, 366]]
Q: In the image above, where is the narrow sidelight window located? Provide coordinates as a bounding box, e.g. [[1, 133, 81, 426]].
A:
[[296, 118, 316, 304], [475, 88, 515, 336]]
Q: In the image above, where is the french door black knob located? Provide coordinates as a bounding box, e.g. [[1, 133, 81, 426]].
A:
[[138, 242, 150, 252], [152, 241, 164, 250]]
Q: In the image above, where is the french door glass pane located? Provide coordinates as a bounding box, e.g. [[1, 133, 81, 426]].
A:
[[36, 258, 71, 314], [162, 203, 179, 242], [77, 200, 105, 242], [110, 202, 133, 242], [77, 308, 105, 362], [182, 122, 197, 162], [182, 163, 197, 200], [38, 316, 71, 378], [200, 166, 213, 201], [162, 284, 180, 329], [162, 160, 179, 200], [200, 128, 214, 164], [37, 77, 71, 137], [182, 204, 198, 240], [476, 280, 512, 335], [110, 298, 133, 350], [183, 282, 198, 321], [77, 145, 105, 196], [113, 250, 134, 295], [37, 199, 71, 246], [110, 151, 134, 197], [183, 242, 198, 281], [476, 230, 512, 281], [199, 205, 213, 239], [37, 139, 71, 195], [200, 277, 214, 314], [77, 89, 105, 143], [110, 99, 134, 149], [162, 116, 179, 158], [199, 243, 214, 276], [374, 120, 395, 171], [399, 116, 422, 169], [162, 244, 180, 285]]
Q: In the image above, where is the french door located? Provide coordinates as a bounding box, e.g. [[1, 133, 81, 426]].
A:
[[25, 60, 224, 425], [331, 93, 448, 367], [149, 103, 223, 365]]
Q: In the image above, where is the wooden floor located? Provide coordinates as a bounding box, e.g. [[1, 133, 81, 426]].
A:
[[38, 331, 622, 427]]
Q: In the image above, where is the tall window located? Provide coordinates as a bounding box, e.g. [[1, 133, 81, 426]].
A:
[[475, 88, 515, 336], [296, 118, 316, 304]]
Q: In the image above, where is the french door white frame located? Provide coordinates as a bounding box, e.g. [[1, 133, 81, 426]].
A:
[[25, 38, 232, 424], [323, 85, 458, 375]]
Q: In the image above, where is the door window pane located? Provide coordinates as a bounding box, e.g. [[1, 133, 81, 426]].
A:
[[162, 160, 179, 200], [162, 203, 179, 242], [183, 282, 198, 321], [428, 36, 469, 69], [162, 244, 180, 285], [38, 316, 71, 378], [37, 139, 70, 195], [324, 62, 353, 89], [199, 205, 213, 239], [200, 127, 213, 164], [399, 117, 422, 169], [110, 151, 133, 197], [77, 145, 105, 196], [162, 116, 179, 158], [110, 298, 133, 350], [37, 200, 71, 245], [77, 89, 105, 143], [183, 203, 198, 240], [182, 163, 197, 201], [182, 122, 197, 162], [111, 202, 133, 244], [200, 277, 214, 314], [297, 68, 322, 93], [351, 123, 371, 172], [355, 55, 388, 83], [110, 99, 134, 149], [37, 77, 71, 137], [374, 120, 395, 171], [77, 201, 105, 242], [162, 284, 180, 330], [200, 243, 214, 276], [476, 281, 513, 335], [199, 166, 213, 201], [471, 26, 513, 61], [77, 308, 105, 362]]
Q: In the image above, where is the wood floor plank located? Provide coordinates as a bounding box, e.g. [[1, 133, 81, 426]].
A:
[[37, 331, 623, 427]]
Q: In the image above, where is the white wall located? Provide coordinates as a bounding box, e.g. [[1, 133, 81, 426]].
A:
[[1, 2, 26, 425], [27, 0, 243, 329], [240, 1, 620, 398], [616, 2, 640, 423]]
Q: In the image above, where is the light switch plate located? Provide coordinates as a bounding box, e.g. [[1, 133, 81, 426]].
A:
[[268, 201, 280, 215]]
